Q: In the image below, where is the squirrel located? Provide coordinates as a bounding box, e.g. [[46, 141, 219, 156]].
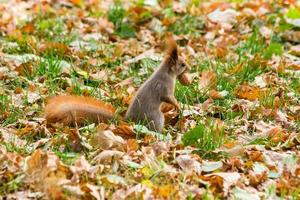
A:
[[45, 35, 191, 132]]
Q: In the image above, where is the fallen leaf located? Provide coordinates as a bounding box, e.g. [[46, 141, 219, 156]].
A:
[[90, 70, 108, 81], [231, 187, 260, 200], [205, 172, 241, 196], [207, 8, 238, 26], [290, 44, 300, 56], [125, 139, 139, 152], [176, 155, 202, 174], [199, 71, 217, 90], [93, 150, 124, 164], [90, 129, 125, 150], [83, 183, 105, 200], [103, 174, 127, 185], [202, 161, 223, 172], [235, 84, 262, 101]]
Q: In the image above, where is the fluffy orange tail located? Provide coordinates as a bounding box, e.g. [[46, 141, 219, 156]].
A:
[[45, 95, 116, 126]]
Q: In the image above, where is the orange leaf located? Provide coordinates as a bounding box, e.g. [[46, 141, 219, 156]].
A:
[[209, 89, 223, 99], [248, 170, 268, 187], [18, 125, 33, 136], [14, 87, 23, 94], [154, 185, 174, 198], [112, 124, 135, 139], [70, 0, 82, 6], [226, 63, 243, 74], [235, 84, 261, 101], [199, 71, 217, 90], [38, 42, 71, 56], [22, 23, 35, 34], [125, 139, 139, 152], [247, 150, 263, 162], [267, 127, 288, 143]]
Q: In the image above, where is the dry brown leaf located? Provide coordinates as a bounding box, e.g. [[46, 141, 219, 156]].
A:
[[199, 71, 217, 90], [151, 141, 169, 156], [248, 170, 268, 187], [247, 150, 264, 162], [15, 62, 34, 76], [205, 172, 241, 196], [267, 126, 288, 143], [24, 149, 67, 186], [22, 23, 35, 34], [38, 41, 71, 56], [115, 77, 134, 88], [90, 129, 125, 150], [90, 70, 108, 81], [93, 150, 124, 165], [70, 155, 91, 175], [125, 139, 139, 152], [0, 128, 26, 147], [112, 124, 135, 139], [154, 184, 174, 199], [70, 0, 82, 6], [178, 72, 193, 85], [209, 89, 223, 99], [98, 17, 114, 34], [235, 84, 262, 101], [83, 183, 105, 200], [176, 155, 202, 174]]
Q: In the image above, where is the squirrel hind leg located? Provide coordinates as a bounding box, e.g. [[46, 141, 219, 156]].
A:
[[148, 114, 164, 133]]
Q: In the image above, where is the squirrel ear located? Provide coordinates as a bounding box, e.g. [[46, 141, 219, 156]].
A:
[[163, 34, 178, 65]]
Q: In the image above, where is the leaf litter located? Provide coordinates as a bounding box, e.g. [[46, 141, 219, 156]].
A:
[[0, 0, 300, 199]]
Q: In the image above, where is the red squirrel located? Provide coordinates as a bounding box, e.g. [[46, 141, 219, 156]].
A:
[[45, 36, 191, 132]]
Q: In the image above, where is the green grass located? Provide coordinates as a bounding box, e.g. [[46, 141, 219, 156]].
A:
[[182, 122, 224, 154], [169, 14, 204, 36], [259, 89, 278, 109], [54, 151, 80, 165], [107, 3, 135, 38], [175, 81, 205, 105], [0, 174, 24, 196], [290, 78, 300, 96], [35, 17, 68, 40], [236, 28, 265, 57], [248, 137, 269, 145], [3, 36, 35, 54], [0, 95, 24, 126]]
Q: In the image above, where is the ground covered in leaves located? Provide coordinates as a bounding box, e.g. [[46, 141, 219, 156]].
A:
[[0, 0, 300, 199]]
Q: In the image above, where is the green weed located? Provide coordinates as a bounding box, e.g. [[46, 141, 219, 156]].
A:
[[108, 3, 135, 38], [0, 174, 24, 195], [55, 151, 80, 165], [169, 14, 204, 36], [182, 122, 224, 153]]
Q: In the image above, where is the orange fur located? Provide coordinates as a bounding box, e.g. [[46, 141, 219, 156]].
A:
[[163, 34, 178, 66], [45, 95, 115, 126]]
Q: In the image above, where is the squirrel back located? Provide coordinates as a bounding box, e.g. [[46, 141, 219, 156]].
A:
[[45, 95, 116, 126]]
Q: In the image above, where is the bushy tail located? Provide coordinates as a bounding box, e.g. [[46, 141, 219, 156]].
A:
[[45, 95, 116, 126]]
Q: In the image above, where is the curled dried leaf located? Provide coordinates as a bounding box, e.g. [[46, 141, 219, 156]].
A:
[[178, 72, 193, 85]]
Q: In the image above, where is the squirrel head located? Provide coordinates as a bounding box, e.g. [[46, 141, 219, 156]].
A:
[[162, 34, 190, 76]]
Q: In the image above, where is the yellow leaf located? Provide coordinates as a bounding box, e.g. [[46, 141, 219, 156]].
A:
[[141, 179, 154, 188], [141, 166, 154, 179]]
